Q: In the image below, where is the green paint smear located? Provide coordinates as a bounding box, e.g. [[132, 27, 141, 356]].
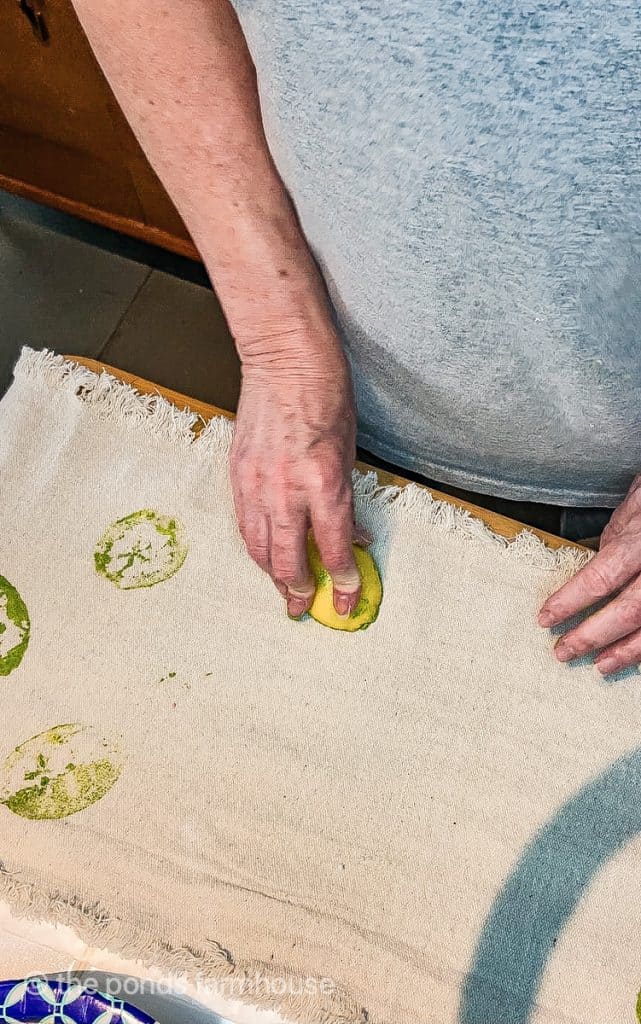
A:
[[314, 565, 331, 587], [0, 575, 30, 676], [94, 509, 188, 590], [2, 760, 121, 820], [1, 723, 121, 820], [636, 988, 641, 1022], [5, 724, 80, 765]]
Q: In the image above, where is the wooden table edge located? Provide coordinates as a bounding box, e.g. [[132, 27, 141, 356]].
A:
[[65, 355, 586, 554]]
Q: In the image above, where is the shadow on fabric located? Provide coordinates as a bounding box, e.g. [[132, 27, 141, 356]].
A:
[[459, 746, 641, 1022]]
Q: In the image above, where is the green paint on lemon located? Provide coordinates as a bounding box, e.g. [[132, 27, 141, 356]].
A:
[[94, 509, 187, 589], [0, 575, 30, 676], [0, 723, 121, 820]]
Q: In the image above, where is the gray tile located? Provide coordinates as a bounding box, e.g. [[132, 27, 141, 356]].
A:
[[101, 270, 240, 413], [0, 194, 150, 395], [0, 192, 210, 287]]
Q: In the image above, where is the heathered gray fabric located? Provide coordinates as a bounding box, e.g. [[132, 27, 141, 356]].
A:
[[231, 1, 641, 505]]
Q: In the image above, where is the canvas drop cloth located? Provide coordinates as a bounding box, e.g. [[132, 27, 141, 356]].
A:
[[1, 348, 640, 1024]]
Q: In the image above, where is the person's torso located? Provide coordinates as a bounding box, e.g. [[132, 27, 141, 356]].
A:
[[231, 0, 641, 504]]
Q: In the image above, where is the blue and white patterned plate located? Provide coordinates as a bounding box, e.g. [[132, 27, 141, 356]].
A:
[[0, 978, 159, 1023]]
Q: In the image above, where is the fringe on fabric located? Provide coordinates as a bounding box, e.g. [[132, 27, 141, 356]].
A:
[[15, 348, 591, 577], [0, 863, 369, 1024], [14, 347, 233, 456]]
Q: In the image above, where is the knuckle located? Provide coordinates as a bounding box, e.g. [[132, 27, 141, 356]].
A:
[[585, 560, 618, 595], [271, 549, 307, 588], [244, 534, 269, 568], [274, 567, 312, 592], [330, 562, 357, 581], [271, 555, 298, 581], [308, 467, 333, 495], [599, 524, 615, 549], [270, 516, 299, 537], [233, 460, 261, 497], [269, 456, 304, 495], [617, 596, 641, 630], [281, 574, 311, 592], [323, 550, 358, 580], [309, 453, 348, 497]]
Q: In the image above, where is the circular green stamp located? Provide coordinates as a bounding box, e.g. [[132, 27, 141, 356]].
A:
[[0, 575, 30, 676], [94, 509, 188, 589], [0, 724, 122, 820]]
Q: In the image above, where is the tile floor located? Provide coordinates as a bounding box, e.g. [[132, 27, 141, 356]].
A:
[[0, 191, 240, 412]]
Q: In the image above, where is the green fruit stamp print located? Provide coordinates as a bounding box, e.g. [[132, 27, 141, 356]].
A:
[[94, 509, 188, 589], [0, 575, 30, 676], [0, 724, 121, 820]]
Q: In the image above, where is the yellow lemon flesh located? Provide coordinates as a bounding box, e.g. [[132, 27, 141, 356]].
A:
[[307, 538, 382, 632]]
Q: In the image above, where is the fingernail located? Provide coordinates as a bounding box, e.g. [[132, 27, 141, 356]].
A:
[[596, 657, 616, 676], [554, 642, 573, 662], [287, 596, 308, 619], [354, 526, 373, 546], [334, 592, 353, 618], [538, 610, 554, 627]]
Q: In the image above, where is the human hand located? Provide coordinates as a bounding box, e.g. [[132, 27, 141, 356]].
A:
[[538, 476, 641, 675], [230, 323, 369, 619]]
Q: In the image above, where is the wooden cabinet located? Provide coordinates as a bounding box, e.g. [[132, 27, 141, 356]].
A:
[[0, 0, 198, 257]]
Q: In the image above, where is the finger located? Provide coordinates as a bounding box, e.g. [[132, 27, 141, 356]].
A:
[[239, 510, 271, 574], [595, 627, 641, 676], [600, 477, 641, 548], [242, 513, 288, 596], [311, 499, 361, 618], [599, 520, 618, 549], [270, 513, 315, 618], [352, 522, 373, 547], [553, 576, 641, 662], [600, 509, 630, 549], [538, 540, 639, 627]]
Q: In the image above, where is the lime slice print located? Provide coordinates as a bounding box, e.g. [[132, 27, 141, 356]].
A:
[[0, 724, 121, 820], [94, 509, 188, 589], [0, 576, 30, 676]]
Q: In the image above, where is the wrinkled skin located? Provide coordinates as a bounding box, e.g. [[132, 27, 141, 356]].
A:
[[539, 475, 641, 675], [231, 346, 371, 619]]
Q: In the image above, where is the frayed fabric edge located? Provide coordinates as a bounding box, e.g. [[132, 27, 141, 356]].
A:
[[0, 864, 370, 1024], [14, 347, 590, 577], [13, 347, 234, 456], [352, 472, 592, 576]]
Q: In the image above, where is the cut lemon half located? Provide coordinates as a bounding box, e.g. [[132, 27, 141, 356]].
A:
[[307, 537, 382, 632]]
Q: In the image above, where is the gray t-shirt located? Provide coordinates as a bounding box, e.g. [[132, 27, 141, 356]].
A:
[[231, 1, 641, 505]]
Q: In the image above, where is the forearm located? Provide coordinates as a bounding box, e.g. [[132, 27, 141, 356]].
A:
[[70, 0, 339, 366]]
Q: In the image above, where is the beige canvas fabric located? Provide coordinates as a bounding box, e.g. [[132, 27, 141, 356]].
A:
[[0, 349, 639, 1024]]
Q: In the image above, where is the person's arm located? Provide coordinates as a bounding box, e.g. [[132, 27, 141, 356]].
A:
[[71, 0, 364, 618]]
